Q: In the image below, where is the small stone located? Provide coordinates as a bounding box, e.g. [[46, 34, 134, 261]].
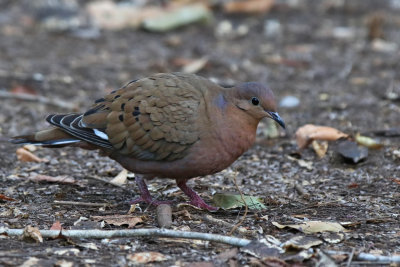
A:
[[279, 95, 300, 108], [337, 140, 368, 164]]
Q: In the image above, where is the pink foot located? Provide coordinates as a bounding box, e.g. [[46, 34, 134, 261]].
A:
[[130, 176, 172, 206], [176, 179, 219, 211]]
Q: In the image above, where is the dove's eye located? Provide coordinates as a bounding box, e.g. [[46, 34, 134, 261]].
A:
[[251, 97, 259, 106]]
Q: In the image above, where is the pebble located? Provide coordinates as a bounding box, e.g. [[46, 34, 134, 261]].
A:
[[279, 95, 300, 108]]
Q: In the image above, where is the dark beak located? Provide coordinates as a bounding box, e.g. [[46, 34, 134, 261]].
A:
[[267, 111, 285, 129]]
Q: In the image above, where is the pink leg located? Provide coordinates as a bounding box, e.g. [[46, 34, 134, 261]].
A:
[[130, 176, 171, 206], [176, 179, 218, 211]]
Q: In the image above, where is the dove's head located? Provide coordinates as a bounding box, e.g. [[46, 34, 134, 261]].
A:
[[232, 82, 285, 128]]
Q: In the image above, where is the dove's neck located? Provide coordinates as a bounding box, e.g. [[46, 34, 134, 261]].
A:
[[211, 92, 259, 160]]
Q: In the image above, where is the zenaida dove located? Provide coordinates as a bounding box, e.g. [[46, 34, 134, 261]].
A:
[[11, 73, 285, 211]]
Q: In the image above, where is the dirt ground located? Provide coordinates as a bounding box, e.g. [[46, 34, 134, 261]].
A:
[[0, 0, 399, 266]]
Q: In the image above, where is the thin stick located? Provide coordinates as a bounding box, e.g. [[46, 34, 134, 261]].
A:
[[199, 214, 254, 235], [228, 173, 248, 236], [52, 200, 116, 207], [325, 250, 400, 263], [0, 91, 76, 110], [346, 247, 355, 267], [0, 228, 251, 247]]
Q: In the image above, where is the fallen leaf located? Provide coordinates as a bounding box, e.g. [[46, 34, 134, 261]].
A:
[[272, 221, 346, 234], [110, 168, 128, 185], [283, 235, 323, 249], [30, 175, 77, 184], [54, 248, 80, 256], [355, 133, 383, 149], [321, 232, 345, 244], [142, 3, 212, 32], [127, 252, 167, 264], [311, 140, 329, 158], [55, 260, 74, 267], [16, 148, 45, 162], [22, 226, 43, 243], [287, 156, 313, 170], [182, 57, 208, 74], [86, 1, 162, 30], [295, 124, 348, 150], [91, 214, 143, 228], [20, 257, 40, 267], [224, 0, 275, 14], [212, 193, 266, 210], [348, 182, 360, 189], [240, 240, 282, 258], [23, 144, 37, 152], [50, 221, 63, 231], [10, 85, 37, 95], [173, 209, 192, 220], [0, 194, 16, 201], [77, 242, 98, 250]]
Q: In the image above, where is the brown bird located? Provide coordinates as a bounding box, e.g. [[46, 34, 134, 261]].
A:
[[11, 73, 285, 211]]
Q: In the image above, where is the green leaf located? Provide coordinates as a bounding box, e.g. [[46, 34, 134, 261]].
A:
[[212, 193, 266, 210]]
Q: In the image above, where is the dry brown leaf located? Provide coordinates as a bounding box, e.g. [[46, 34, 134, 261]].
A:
[[311, 140, 329, 158], [0, 193, 16, 201], [272, 221, 346, 234], [126, 252, 167, 264], [110, 169, 128, 185], [16, 148, 45, 162], [295, 124, 348, 149], [30, 175, 77, 184], [91, 214, 143, 228], [283, 235, 323, 249], [10, 85, 37, 95], [50, 221, 63, 231], [224, 0, 274, 14], [182, 57, 208, 74], [355, 133, 383, 149], [20, 257, 40, 267], [22, 226, 43, 243]]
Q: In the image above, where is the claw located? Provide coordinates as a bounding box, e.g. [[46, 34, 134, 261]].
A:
[[176, 179, 219, 211]]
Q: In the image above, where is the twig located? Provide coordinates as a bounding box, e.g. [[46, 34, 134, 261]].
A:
[[326, 250, 400, 263], [0, 228, 251, 247], [0, 91, 76, 110], [346, 247, 355, 267], [52, 200, 116, 207], [357, 252, 400, 263], [228, 173, 248, 236]]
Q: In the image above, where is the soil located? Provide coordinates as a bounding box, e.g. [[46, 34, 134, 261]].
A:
[[0, 0, 399, 266]]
